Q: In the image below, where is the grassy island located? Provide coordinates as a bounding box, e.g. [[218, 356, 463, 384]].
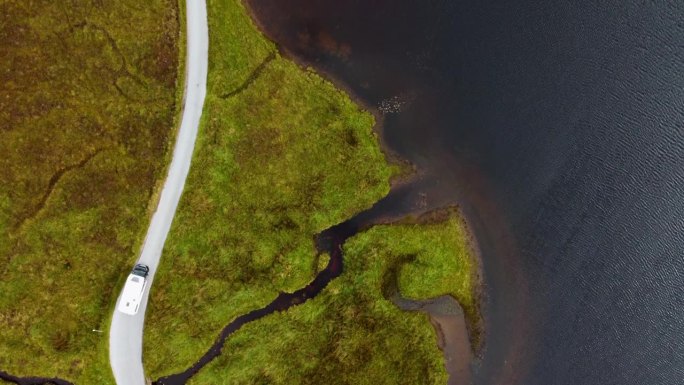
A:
[[144, 0, 478, 384], [0, 0, 181, 383]]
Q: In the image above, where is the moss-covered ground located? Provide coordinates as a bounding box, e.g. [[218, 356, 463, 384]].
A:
[[142, 0, 396, 377], [0, 0, 181, 383], [144, 0, 478, 384], [188, 211, 477, 385]]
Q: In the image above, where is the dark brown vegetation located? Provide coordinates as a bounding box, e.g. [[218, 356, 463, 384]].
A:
[[0, 0, 181, 383]]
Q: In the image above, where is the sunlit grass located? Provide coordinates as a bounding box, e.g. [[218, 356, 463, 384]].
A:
[[143, 0, 478, 383], [188, 210, 477, 385], [142, 0, 395, 378]]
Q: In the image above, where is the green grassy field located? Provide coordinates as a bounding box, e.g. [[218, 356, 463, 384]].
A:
[[0, 0, 181, 382], [142, 0, 396, 377], [188, 210, 478, 385], [144, 0, 478, 384]]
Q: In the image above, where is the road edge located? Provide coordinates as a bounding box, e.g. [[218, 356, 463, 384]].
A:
[[108, 1, 208, 384]]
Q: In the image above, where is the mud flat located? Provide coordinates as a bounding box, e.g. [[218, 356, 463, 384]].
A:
[[393, 295, 473, 385]]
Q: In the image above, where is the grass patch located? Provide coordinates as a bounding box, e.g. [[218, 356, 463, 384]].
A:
[[144, 0, 479, 383], [187, 210, 477, 384], [0, 0, 181, 382], [142, 0, 395, 378]]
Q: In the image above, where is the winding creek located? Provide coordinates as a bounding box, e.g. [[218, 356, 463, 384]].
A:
[[153, 198, 472, 384], [245, 1, 684, 384], [0, 371, 72, 385], [4, 1, 683, 384]]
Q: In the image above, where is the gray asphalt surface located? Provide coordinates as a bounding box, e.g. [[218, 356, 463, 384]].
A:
[[108, 1, 208, 383]]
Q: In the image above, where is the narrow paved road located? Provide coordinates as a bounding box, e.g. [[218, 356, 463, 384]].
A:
[[109, 1, 208, 384]]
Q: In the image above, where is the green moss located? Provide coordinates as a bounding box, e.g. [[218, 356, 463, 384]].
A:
[[143, 1, 480, 383], [0, 0, 181, 382], [364, 211, 478, 324], [187, 210, 476, 385], [143, 0, 394, 378]]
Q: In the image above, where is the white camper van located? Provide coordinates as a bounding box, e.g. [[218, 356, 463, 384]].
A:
[[117, 264, 149, 316]]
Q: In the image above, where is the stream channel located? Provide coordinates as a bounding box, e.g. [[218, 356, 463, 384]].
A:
[[243, 2, 684, 385], [154, 190, 473, 384], [242, 0, 684, 385], [6, 1, 683, 384]]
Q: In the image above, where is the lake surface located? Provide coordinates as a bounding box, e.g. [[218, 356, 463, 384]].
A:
[[247, 1, 684, 384]]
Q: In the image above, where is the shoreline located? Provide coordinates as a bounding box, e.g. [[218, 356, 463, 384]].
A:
[[357, 205, 485, 355], [375, 206, 482, 384], [144, 2, 487, 383], [243, 0, 485, 364], [242, 1, 413, 185], [392, 295, 474, 385]]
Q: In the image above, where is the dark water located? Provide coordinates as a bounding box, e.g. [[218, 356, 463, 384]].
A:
[[0, 370, 72, 385], [246, 1, 684, 384]]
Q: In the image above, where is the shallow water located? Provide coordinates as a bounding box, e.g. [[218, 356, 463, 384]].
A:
[[393, 295, 473, 385], [246, 1, 684, 384]]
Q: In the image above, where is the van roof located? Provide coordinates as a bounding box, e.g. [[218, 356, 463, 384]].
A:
[[118, 274, 146, 315]]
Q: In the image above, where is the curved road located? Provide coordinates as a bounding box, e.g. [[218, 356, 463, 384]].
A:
[[109, 1, 208, 384]]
